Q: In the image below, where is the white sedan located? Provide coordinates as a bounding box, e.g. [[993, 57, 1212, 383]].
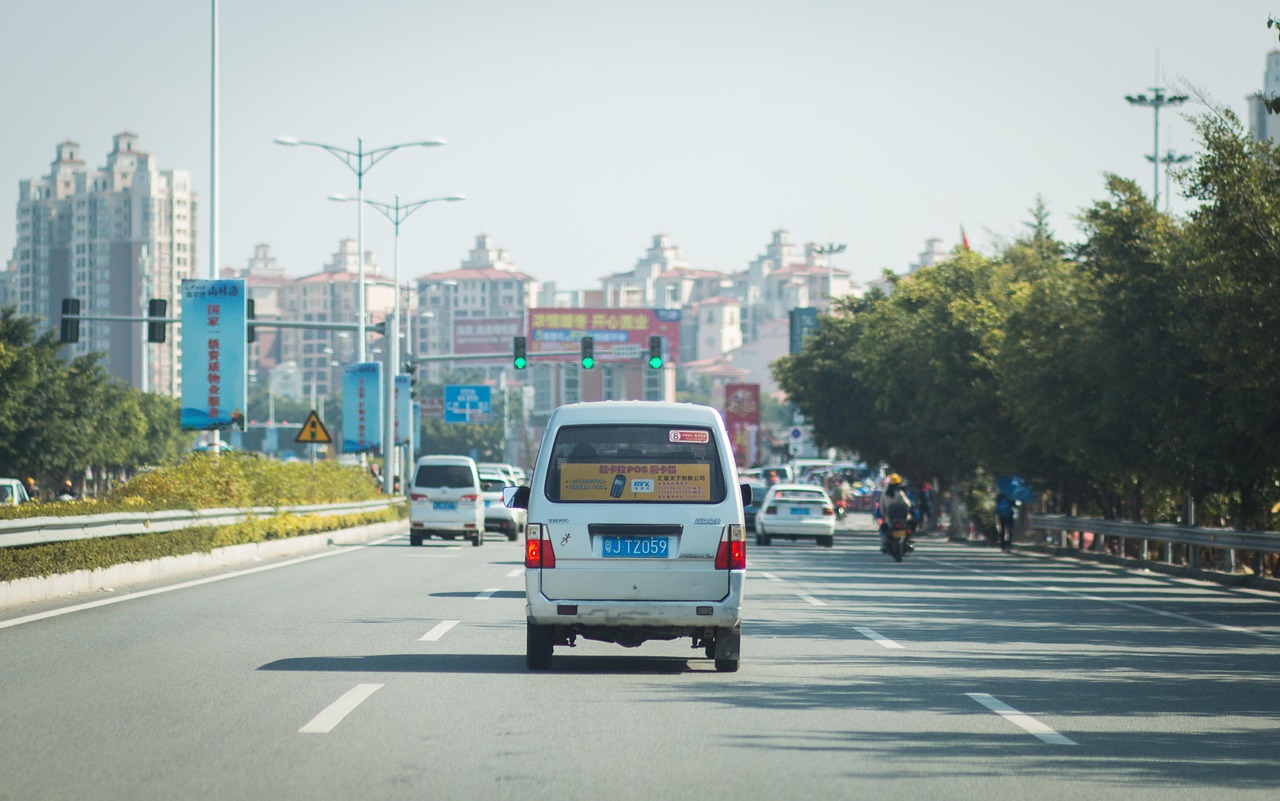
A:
[[755, 483, 836, 548]]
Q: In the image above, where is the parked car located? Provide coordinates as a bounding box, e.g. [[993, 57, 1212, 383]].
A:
[[478, 462, 519, 485], [755, 483, 835, 548], [0, 477, 32, 507], [478, 471, 524, 541], [409, 455, 484, 547]]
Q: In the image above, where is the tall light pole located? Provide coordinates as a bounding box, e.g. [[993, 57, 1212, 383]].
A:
[[273, 136, 447, 362], [813, 242, 846, 310], [1146, 149, 1192, 213], [1125, 86, 1187, 207], [330, 193, 465, 494]]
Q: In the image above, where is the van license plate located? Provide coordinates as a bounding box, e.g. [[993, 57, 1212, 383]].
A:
[[433, 502, 456, 510], [790, 508, 810, 515], [602, 536, 669, 558]]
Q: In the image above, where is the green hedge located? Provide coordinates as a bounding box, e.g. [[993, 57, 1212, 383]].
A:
[[0, 507, 402, 582]]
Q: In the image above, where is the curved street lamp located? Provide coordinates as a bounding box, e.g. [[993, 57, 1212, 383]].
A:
[[273, 136, 447, 361]]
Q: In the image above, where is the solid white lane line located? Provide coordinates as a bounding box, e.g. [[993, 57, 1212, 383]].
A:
[[966, 693, 1077, 745], [923, 555, 1280, 643], [795, 592, 826, 606], [854, 626, 904, 649], [299, 684, 384, 734], [506, 568, 524, 578], [420, 620, 460, 641], [0, 539, 390, 630], [476, 587, 500, 599]]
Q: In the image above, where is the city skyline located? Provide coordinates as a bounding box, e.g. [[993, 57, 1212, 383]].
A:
[[3, 1, 1278, 289]]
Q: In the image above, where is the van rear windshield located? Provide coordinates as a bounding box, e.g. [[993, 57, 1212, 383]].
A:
[[414, 464, 474, 488], [544, 424, 727, 504]]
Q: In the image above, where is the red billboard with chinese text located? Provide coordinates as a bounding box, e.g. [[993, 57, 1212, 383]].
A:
[[527, 308, 681, 363], [723, 383, 760, 468]]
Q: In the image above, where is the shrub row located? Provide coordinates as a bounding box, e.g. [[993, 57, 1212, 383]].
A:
[[0, 507, 401, 582]]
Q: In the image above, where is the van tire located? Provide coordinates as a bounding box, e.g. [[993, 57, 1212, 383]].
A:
[[714, 657, 740, 673], [819, 535, 834, 548], [713, 625, 740, 672], [409, 532, 423, 547], [527, 621, 554, 669], [472, 531, 483, 547]]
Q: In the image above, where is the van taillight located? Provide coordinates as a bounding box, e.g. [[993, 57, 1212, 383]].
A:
[[410, 493, 429, 502], [525, 523, 556, 569], [460, 494, 478, 503], [715, 524, 746, 570]]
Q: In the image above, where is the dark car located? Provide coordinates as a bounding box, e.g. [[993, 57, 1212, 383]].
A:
[[743, 482, 767, 532]]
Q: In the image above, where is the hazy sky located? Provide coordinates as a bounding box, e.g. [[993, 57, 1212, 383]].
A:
[[3, 1, 1276, 288]]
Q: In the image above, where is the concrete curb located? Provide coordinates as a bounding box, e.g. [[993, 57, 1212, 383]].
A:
[[0, 520, 405, 610]]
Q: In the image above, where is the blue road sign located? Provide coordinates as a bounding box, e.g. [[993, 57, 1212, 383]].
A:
[[444, 385, 492, 424]]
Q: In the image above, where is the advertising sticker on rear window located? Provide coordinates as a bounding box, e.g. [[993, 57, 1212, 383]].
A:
[[668, 429, 709, 444], [559, 463, 711, 501]]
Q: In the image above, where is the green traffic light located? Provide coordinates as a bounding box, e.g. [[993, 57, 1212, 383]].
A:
[[514, 356, 527, 369], [648, 356, 663, 369], [581, 357, 595, 369]]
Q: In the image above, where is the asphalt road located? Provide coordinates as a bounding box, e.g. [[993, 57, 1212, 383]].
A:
[[2, 513, 1278, 801]]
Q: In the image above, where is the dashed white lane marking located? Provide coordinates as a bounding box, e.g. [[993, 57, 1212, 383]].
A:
[[966, 693, 1077, 745], [760, 572, 784, 582], [924, 555, 1280, 643], [476, 587, 501, 599], [0, 538, 393, 630], [299, 684, 384, 734], [420, 620, 460, 641], [405, 554, 459, 558], [854, 626, 904, 649], [795, 592, 826, 606], [506, 568, 524, 578]]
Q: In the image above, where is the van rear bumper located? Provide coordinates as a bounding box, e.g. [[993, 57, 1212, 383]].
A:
[[525, 570, 744, 628]]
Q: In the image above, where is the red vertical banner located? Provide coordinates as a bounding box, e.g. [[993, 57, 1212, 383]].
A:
[[723, 383, 760, 469]]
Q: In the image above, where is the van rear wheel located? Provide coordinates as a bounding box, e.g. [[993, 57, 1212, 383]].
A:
[[527, 621, 554, 670]]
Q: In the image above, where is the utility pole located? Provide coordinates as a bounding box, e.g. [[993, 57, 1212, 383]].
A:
[[1125, 86, 1187, 207], [812, 243, 846, 310]]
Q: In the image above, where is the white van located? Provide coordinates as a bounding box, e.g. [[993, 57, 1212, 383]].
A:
[[506, 401, 748, 672], [409, 455, 484, 547]]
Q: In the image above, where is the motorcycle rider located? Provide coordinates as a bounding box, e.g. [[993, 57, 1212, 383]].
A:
[[876, 473, 915, 553]]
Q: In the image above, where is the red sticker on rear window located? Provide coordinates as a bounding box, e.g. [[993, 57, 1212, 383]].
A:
[[668, 429, 709, 443]]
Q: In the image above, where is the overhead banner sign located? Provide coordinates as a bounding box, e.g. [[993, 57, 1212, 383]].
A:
[[180, 279, 247, 431], [342, 362, 382, 453], [444, 384, 492, 424], [723, 383, 760, 468], [528, 308, 681, 363], [394, 375, 412, 446], [453, 317, 524, 355]]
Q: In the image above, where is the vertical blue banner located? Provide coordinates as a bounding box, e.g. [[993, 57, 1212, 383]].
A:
[[342, 362, 383, 453], [411, 401, 421, 456], [394, 375, 412, 446], [180, 279, 247, 431]]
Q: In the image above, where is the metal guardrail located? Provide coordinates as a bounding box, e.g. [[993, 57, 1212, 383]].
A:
[[0, 499, 400, 548], [1026, 513, 1280, 574]]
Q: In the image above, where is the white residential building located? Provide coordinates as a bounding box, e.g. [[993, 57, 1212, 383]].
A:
[[12, 134, 196, 395]]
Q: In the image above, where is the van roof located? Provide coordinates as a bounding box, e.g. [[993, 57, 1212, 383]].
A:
[[415, 455, 476, 464], [548, 401, 723, 427]]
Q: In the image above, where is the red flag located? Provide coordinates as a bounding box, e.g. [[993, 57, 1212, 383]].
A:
[[960, 226, 971, 251]]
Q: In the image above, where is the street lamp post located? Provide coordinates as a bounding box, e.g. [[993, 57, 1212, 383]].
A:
[[330, 193, 465, 494], [273, 136, 448, 362], [1146, 149, 1193, 214], [813, 243, 846, 310], [1124, 87, 1188, 207]]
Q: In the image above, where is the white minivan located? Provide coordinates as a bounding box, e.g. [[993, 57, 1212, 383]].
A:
[[506, 401, 748, 672], [409, 455, 484, 547]]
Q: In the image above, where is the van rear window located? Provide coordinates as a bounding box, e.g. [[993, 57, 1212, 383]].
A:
[[544, 424, 727, 504], [414, 464, 474, 488]]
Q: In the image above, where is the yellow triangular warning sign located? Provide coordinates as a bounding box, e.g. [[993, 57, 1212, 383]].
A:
[[294, 410, 333, 444]]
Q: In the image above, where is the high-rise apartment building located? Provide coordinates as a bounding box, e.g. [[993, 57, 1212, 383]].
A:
[[1249, 51, 1280, 144], [12, 134, 196, 395]]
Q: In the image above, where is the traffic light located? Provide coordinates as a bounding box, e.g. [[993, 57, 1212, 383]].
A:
[[59, 298, 80, 344], [580, 335, 595, 369], [147, 299, 167, 344], [246, 298, 256, 343], [648, 335, 664, 369], [513, 336, 527, 369]]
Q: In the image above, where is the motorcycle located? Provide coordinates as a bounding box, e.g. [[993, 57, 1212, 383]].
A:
[[834, 498, 848, 520], [886, 518, 912, 563]]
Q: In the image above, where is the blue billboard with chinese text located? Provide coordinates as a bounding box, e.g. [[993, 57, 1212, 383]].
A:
[[342, 362, 383, 453], [180, 279, 247, 431]]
